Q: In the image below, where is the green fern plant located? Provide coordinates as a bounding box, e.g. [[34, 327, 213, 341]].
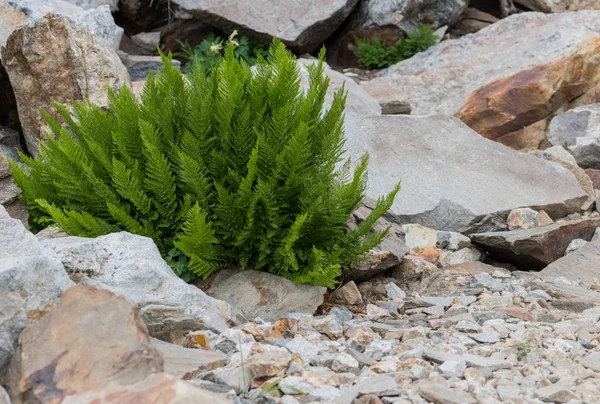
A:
[[355, 25, 439, 69], [11, 39, 400, 288]]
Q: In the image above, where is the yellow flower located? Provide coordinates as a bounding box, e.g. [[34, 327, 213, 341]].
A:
[[209, 43, 222, 53], [228, 30, 239, 41], [230, 40, 239, 47]]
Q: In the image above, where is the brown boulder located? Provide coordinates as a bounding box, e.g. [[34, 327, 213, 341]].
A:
[[5, 285, 163, 403], [61, 373, 233, 404], [1, 14, 130, 155], [471, 218, 600, 269]]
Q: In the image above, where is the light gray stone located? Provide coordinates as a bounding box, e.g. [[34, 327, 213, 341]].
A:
[[0, 386, 8, 404], [6, 0, 123, 49], [205, 269, 325, 324], [462, 354, 516, 372], [579, 351, 600, 373], [330, 281, 363, 305], [131, 31, 160, 55], [0, 0, 27, 48], [541, 145, 578, 166], [279, 376, 315, 395], [0, 292, 27, 376], [152, 338, 226, 380], [439, 359, 465, 378], [540, 239, 600, 284], [437, 231, 472, 251], [409, 364, 430, 380], [384, 282, 406, 300], [41, 232, 230, 338], [62, 0, 118, 10], [418, 384, 477, 404], [565, 238, 588, 255], [121, 54, 181, 82], [515, 0, 600, 13], [343, 113, 587, 232], [472, 273, 505, 292], [172, 0, 359, 52], [439, 248, 484, 267], [467, 331, 501, 343]]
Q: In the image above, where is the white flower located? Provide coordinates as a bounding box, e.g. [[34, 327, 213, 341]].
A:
[[228, 30, 239, 41], [209, 43, 222, 53]]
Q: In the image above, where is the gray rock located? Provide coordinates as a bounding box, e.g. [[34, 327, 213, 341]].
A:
[[579, 351, 600, 373], [41, 232, 230, 338], [515, 0, 600, 12], [350, 375, 402, 396], [462, 354, 515, 372], [120, 54, 181, 82], [330, 281, 363, 305], [0, 386, 8, 403], [0, 1, 27, 48], [547, 103, 600, 161], [62, 0, 118, 10], [384, 282, 406, 300], [540, 239, 600, 284], [152, 338, 226, 380], [286, 336, 320, 364], [361, 0, 468, 33], [172, 0, 359, 53], [565, 238, 588, 255], [343, 113, 587, 232], [0, 206, 73, 317], [471, 218, 600, 269], [439, 248, 484, 267], [569, 137, 600, 170], [0, 293, 27, 376], [205, 269, 325, 324], [467, 331, 501, 344], [131, 31, 160, 55], [437, 231, 472, 251], [439, 359, 465, 378], [472, 273, 505, 292], [6, 0, 123, 49], [418, 384, 477, 404], [298, 59, 380, 116], [409, 364, 430, 380], [361, 11, 600, 148]]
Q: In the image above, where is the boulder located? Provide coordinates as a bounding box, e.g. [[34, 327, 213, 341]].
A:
[[539, 239, 600, 284], [41, 232, 230, 340], [204, 269, 326, 323], [1, 14, 130, 156], [61, 373, 233, 404], [298, 58, 381, 116], [0, 126, 27, 225], [343, 113, 588, 232], [151, 338, 226, 380], [330, 281, 364, 305], [0, 293, 27, 377], [471, 218, 600, 269], [172, 0, 360, 53], [547, 104, 600, 169], [0, 206, 73, 319], [5, 285, 164, 403], [515, 0, 600, 13], [6, 0, 123, 49], [361, 11, 600, 149]]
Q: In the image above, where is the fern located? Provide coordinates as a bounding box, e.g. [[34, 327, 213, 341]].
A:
[[12, 39, 400, 288]]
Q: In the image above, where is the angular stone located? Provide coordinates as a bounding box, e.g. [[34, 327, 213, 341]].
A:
[[343, 113, 587, 233], [565, 238, 588, 255], [402, 223, 437, 252], [515, 0, 600, 13], [437, 231, 472, 251], [471, 218, 600, 269], [535, 382, 579, 403], [462, 354, 515, 372], [247, 348, 292, 378], [6, 0, 123, 49], [361, 12, 600, 148], [0, 293, 26, 376], [1, 14, 130, 155], [494, 307, 535, 322], [120, 54, 181, 82], [62, 0, 119, 10], [439, 248, 484, 267], [152, 338, 225, 380], [42, 232, 230, 339], [467, 331, 500, 343], [393, 255, 438, 280], [62, 373, 232, 404], [205, 269, 324, 324], [384, 282, 406, 300], [507, 208, 541, 230], [418, 384, 477, 404], [5, 285, 164, 402], [330, 281, 363, 305], [172, 0, 360, 53], [0, 1, 27, 48], [344, 249, 401, 283], [540, 145, 578, 166], [131, 31, 160, 55], [533, 240, 600, 289], [579, 351, 600, 372]]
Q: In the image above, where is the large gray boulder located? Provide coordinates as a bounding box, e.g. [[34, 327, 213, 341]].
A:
[[41, 232, 231, 340], [172, 0, 360, 53], [361, 11, 600, 149], [6, 0, 122, 49], [343, 113, 588, 232], [515, 0, 600, 13], [205, 269, 326, 324], [547, 104, 600, 169]]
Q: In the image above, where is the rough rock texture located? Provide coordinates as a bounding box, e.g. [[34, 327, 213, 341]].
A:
[[0, 1, 27, 47], [0, 126, 27, 224], [471, 218, 600, 269], [5, 285, 164, 403], [298, 58, 381, 116], [343, 113, 588, 232], [1, 14, 130, 156], [205, 269, 326, 324], [0, 206, 73, 319], [172, 0, 360, 53], [547, 104, 600, 169], [62, 0, 118, 10], [330, 281, 364, 305], [0, 293, 27, 376], [152, 338, 225, 380], [515, 0, 600, 12], [540, 239, 600, 284], [6, 0, 123, 49], [361, 11, 600, 148], [361, 0, 468, 33], [41, 232, 230, 340], [451, 8, 498, 35], [62, 373, 233, 404]]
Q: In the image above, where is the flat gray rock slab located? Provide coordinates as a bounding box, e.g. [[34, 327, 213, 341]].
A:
[[205, 269, 326, 323], [172, 0, 360, 52], [343, 113, 587, 232], [540, 239, 600, 284]]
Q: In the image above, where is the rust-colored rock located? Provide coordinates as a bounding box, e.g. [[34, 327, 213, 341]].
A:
[[61, 373, 232, 404], [5, 285, 163, 403], [1, 14, 130, 155]]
